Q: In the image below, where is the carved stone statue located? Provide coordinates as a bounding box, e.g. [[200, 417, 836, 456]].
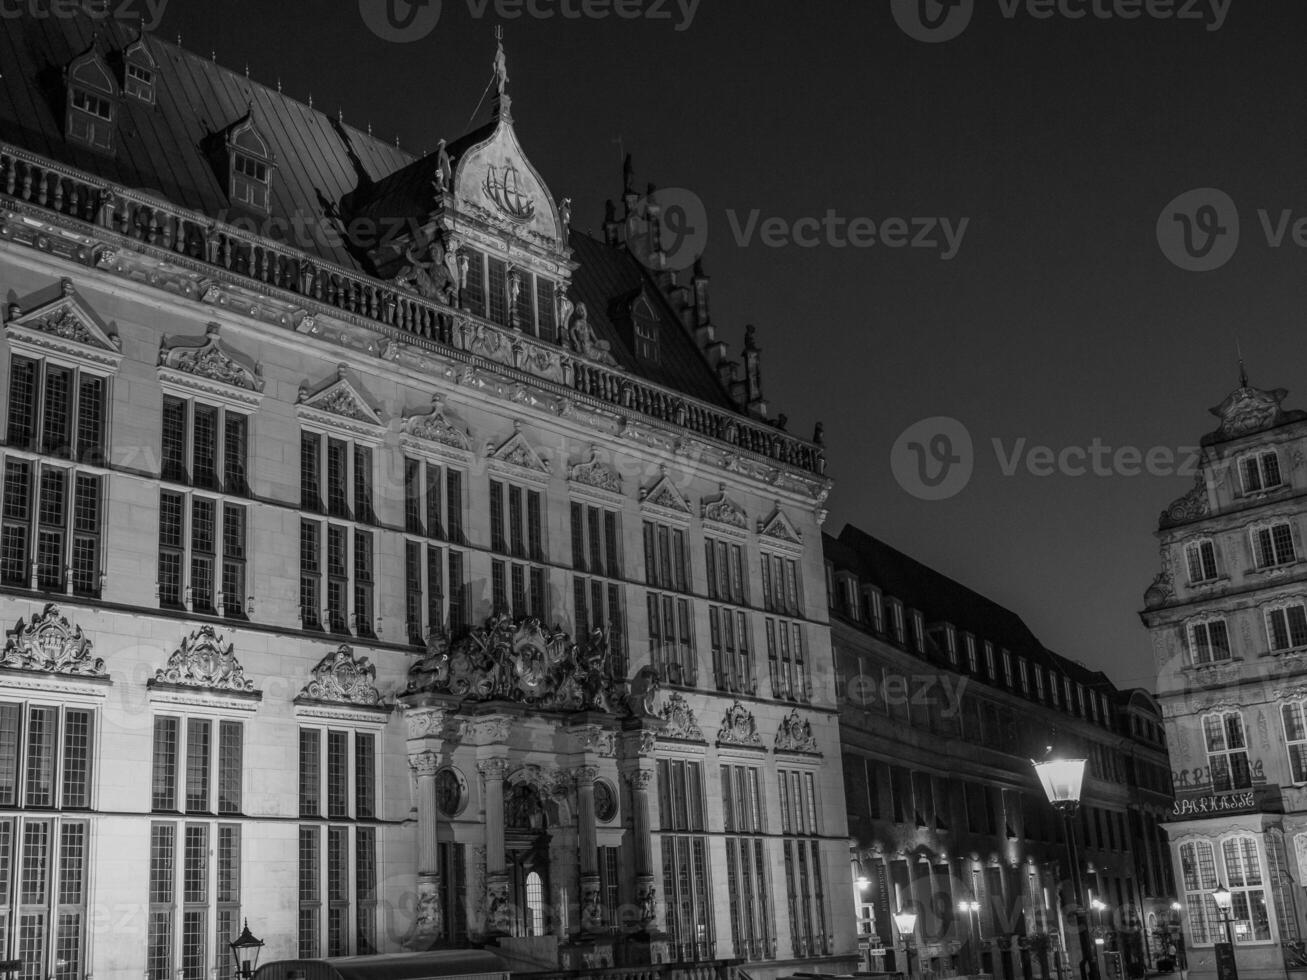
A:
[[640, 886, 657, 925], [628, 665, 661, 718], [559, 197, 572, 237], [407, 624, 451, 692], [567, 303, 618, 367], [433, 138, 453, 194], [394, 238, 458, 305]]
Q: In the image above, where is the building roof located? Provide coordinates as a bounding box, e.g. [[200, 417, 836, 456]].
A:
[[827, 524, 1115, 690], [0, 13, 739, 410]]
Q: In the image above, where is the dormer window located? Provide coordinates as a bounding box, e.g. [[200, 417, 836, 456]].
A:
[[633, 297, 660, 364], [66, 48, 118, 153], [123, 35, 157, 103], [221, 114, 275, 213]]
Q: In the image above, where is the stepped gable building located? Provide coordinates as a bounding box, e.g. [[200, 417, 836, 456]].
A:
[[828, 525, 1176, 980], [0, 15, 848, 980], [1141, 370, 1307, 980]]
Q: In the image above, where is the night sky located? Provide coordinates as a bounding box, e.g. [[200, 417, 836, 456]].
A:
[[154, 0, 1307, 690]]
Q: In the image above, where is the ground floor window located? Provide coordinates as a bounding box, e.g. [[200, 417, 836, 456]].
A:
[[0, 816, 88, 980]]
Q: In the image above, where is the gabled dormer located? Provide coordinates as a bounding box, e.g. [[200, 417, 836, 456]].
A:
[[212, 110, 276, 213], [612, 290, 662, 366], [65, 44, 118, 153], [122, 33, 157, 104]]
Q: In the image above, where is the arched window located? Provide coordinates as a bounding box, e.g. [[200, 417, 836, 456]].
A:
[[66, 48, 117, 152], [525, 871, 545, 937]]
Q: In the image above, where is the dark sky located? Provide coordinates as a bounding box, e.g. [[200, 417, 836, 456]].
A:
[[157, 0, 1307, 691]]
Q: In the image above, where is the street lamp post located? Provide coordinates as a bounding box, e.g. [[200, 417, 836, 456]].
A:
[[895, 910, 920, 980], [959, 900, 982, 976], [228, 921, 265, 980], [1033, 752, 1101, 980], [1211, 884, 1240, 980]]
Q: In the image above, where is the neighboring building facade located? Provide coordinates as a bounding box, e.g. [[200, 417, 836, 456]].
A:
[[0, 15, 851, 980], [828, 525, 1176, 980], [1141, 373, 1307, 980]]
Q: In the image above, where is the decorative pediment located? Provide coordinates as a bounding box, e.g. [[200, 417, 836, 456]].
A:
[[486, 421, 551, 482], [640, 469, 692, 521], [296, 365, 387, 439], [774, 709, 820, 755], [151, 625, 258, 695], [298, 645, 382, 706], [1, 604, 105, 678], [158, 324, 264, 409], [759, 505, 803, 550], [716, 701, 764, 748], [401, 395, 473, 459], [569, 445, 622, 497], [701, 485, 748, 533], [5, 279, 123, 369], [658, 692, 705, 743]]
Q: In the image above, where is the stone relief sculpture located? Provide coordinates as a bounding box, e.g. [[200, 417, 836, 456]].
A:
[[405, 614, 624, 712], [1, 604, 105, 677], [153, 625, 256, 692], [566, 303, 619, 367], [717, 701, 764, 747], [299, 645, 381, 705]]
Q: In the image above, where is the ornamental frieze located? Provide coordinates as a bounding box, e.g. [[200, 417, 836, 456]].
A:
[[717, 701, 764, 748], [774, 709, 820, 755], [1, 604, 105, 677], [404, 614, 622, 713], [298, 645, 382, 706], [152, 625, 257, 694]]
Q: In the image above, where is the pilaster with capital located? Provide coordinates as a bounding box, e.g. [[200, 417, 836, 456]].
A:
[[573, 764, 602, 933], [477, 756, 512, 936], [624, 767, 661, 932], [406, 750, 443, 946]]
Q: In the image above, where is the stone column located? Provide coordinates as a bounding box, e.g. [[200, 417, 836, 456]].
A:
[[574, 765, 601, 933], [626, 768, 661, 933], [408, 750, 443, 946], [478, 757, 511, 936]]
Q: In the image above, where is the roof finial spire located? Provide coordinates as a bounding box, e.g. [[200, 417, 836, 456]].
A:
[[493, 26, 508, 96], [1237, 336, 1248, 388]]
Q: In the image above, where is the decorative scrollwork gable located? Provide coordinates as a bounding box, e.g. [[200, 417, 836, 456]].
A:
[[1159, 472, 1210, 529], [486, 421, 551, 484], [701, 484, 748, 534], [400, 394, 473, 459], [158, 323, 264, 410], [640, 468, 691, 523], [716, 701, 764, 749], [151, 625, 258, 694], [758, 505, 802, 549], [568, 445, 622, 496], [5, 278, 123, 370], [657, 691, 705, 743], [1, 604, 105, 677], [774, 709, 820, 755], [296, 365, 387, 440], [299, 645, 382, 706]]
